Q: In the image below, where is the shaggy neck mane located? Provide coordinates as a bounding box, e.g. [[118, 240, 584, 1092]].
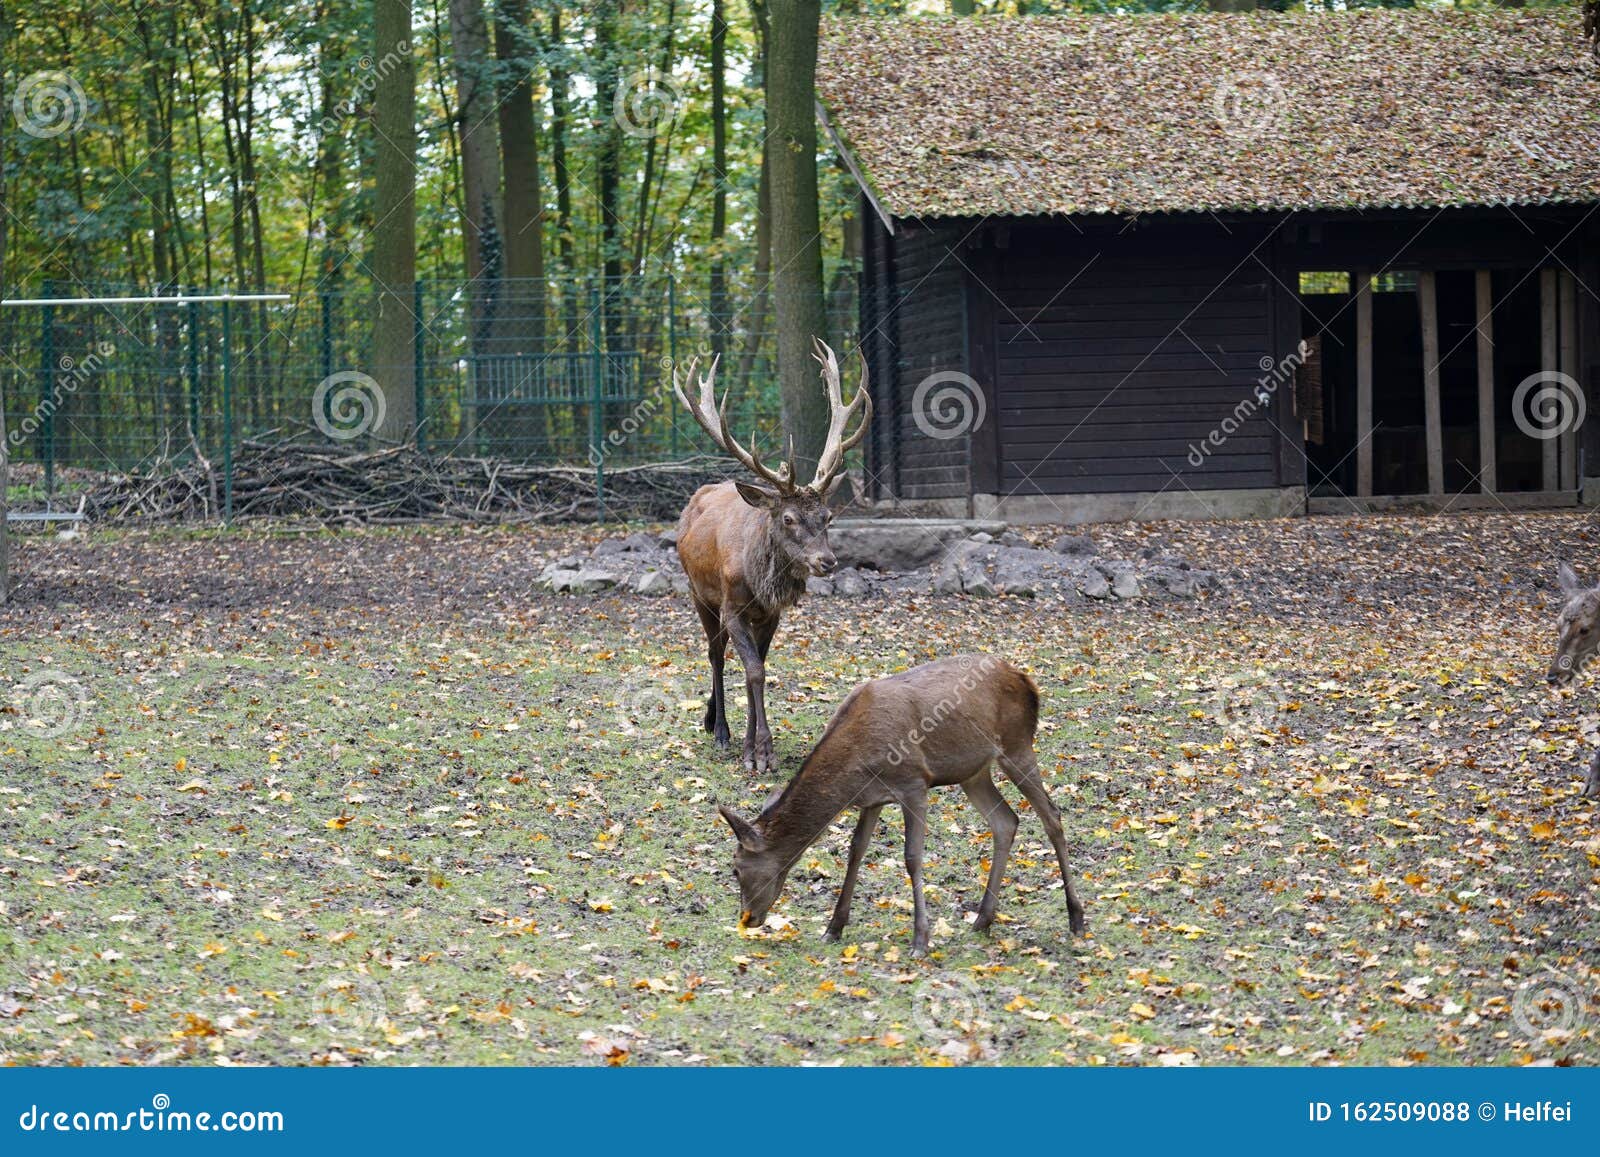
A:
[[742, 511, 807, 613]]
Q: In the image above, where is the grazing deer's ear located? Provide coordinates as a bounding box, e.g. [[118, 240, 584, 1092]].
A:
[[734, 481, 780, 510], [717, 804, 764, 850], [1559, 561, 1584, 595]]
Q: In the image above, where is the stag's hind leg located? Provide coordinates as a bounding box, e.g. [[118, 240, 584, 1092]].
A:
[[997, 747, 1086, 935], [1586, 749, 1600, 799], [692, 599, 730, 747], [959, 771, 1017, 932]]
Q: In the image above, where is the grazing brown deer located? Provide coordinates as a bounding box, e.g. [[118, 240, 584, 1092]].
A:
[[1546, 560, 1600, 798], [674, 341, 870, 773], [716, 654, 1086, 955]]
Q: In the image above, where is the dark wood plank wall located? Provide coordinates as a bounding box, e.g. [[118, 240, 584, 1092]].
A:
[[985, 221, 1281, 496], [860, 212, 971, 502]]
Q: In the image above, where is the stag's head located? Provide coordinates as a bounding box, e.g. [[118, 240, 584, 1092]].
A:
[[1549, 561, 1600, 687], [717, 805, 787, 929], [673, 341, 871, 579]]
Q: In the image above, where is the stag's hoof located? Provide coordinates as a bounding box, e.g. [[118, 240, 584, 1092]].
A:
[[822, 927, 844, 943], [1068, 911, 1087, 936]]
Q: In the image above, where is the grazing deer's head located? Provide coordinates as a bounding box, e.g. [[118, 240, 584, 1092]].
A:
[[716, 805, 786, 928], [673, 340, 870, 580], [1549, 561, 1600, 687]]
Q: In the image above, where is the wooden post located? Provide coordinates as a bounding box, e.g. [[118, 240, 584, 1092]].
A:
[[1475, 270, 1496, 495], [1560, 269, 1579, 492], [1356, 269, 1373, 498], [1419, 270, 1443, 497], [1542, 267, 1560, 492]]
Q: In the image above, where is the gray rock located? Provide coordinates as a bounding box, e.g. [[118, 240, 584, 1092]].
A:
[[806, 576, 835, 597], [547, 569, 578, 594], [962, 569, 998, 598], [1111, 570, 1141, 599], [998, 531, 1031, 549], [967, 532, 994, 544], [634, 570, 671, 596], [657, 530, 679, 549], [568, 569, 620, 594], [833, 568, 872, 597], [592, 538, 628, 557], [829, 518, 1008, 572], [1052, 534, 1096, 558], [1078, 569, 1111, 599], [994, 546, 1061, 597], [620, 531, 663, 553], [557, 555, 587, 569]]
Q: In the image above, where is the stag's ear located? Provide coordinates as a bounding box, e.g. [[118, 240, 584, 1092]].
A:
[[1560, 561, 1584, 595], [717, 805, 764, 851], [734, 481, 780, 510]]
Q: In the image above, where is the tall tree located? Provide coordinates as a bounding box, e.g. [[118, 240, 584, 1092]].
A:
[[495, 0, 544, 288], [370, 0, 417, 438], [767, 0, 827, 475], [708, 0, 728, 358]]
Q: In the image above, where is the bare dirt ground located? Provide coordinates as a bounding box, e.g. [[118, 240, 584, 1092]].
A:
[[2, 510, 1599, 1066]]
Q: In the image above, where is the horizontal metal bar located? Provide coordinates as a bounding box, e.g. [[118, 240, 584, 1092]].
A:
[[0, 294, 291, 307], [6, 512, 86, 522]]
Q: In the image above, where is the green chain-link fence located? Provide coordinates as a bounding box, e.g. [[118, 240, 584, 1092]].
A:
[[0, 272, 858, 516]]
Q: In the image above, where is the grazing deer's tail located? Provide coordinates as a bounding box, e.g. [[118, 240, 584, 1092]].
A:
[[1013, 665, 1042, 737]]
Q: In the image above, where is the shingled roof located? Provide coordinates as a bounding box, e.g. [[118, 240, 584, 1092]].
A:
[[816, 9, 1600, 219]]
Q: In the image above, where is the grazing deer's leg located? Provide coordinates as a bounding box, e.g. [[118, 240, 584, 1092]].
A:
[[1586, 749, 1600, 799], [693, 599, 730, 746], [998, 748, 1086, 935], [959, 771, 1017, 932], [825, 804, 883, 942], [901, 792, 931, 955], [725, 614, 772, 773]]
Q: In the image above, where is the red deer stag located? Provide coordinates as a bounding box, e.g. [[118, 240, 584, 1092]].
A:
[[716, 654, 1086, 955], [1546, 560, 1600, 797], [674, 341, 870, 773]]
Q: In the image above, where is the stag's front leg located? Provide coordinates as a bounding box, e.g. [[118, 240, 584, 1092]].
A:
[[725, 615, 773, 773]]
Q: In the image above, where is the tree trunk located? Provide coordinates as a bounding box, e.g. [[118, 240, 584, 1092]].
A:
[[736, 0, 770, 390], [495, 0, 546, 453], [0, 0, 10, 603], [547, 12, 575, 276], [768, 0, 828, 476], [371, 0, 417, 439], [709, 0, 728, 359]]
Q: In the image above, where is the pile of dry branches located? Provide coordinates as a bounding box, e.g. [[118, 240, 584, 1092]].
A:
[[81, 439, 733, 525]]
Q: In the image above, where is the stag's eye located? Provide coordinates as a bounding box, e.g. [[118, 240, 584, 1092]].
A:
[[782, 513, 797, 527]]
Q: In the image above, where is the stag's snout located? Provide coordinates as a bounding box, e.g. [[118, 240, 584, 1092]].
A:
[[807, 549, 838, 577]]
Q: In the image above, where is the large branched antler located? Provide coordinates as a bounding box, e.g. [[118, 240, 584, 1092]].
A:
[[809, 339, 872, 493], [672, 355, 795, 493]]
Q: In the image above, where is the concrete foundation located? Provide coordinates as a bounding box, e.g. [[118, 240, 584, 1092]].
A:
[[898, 487, 1308, 526]]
